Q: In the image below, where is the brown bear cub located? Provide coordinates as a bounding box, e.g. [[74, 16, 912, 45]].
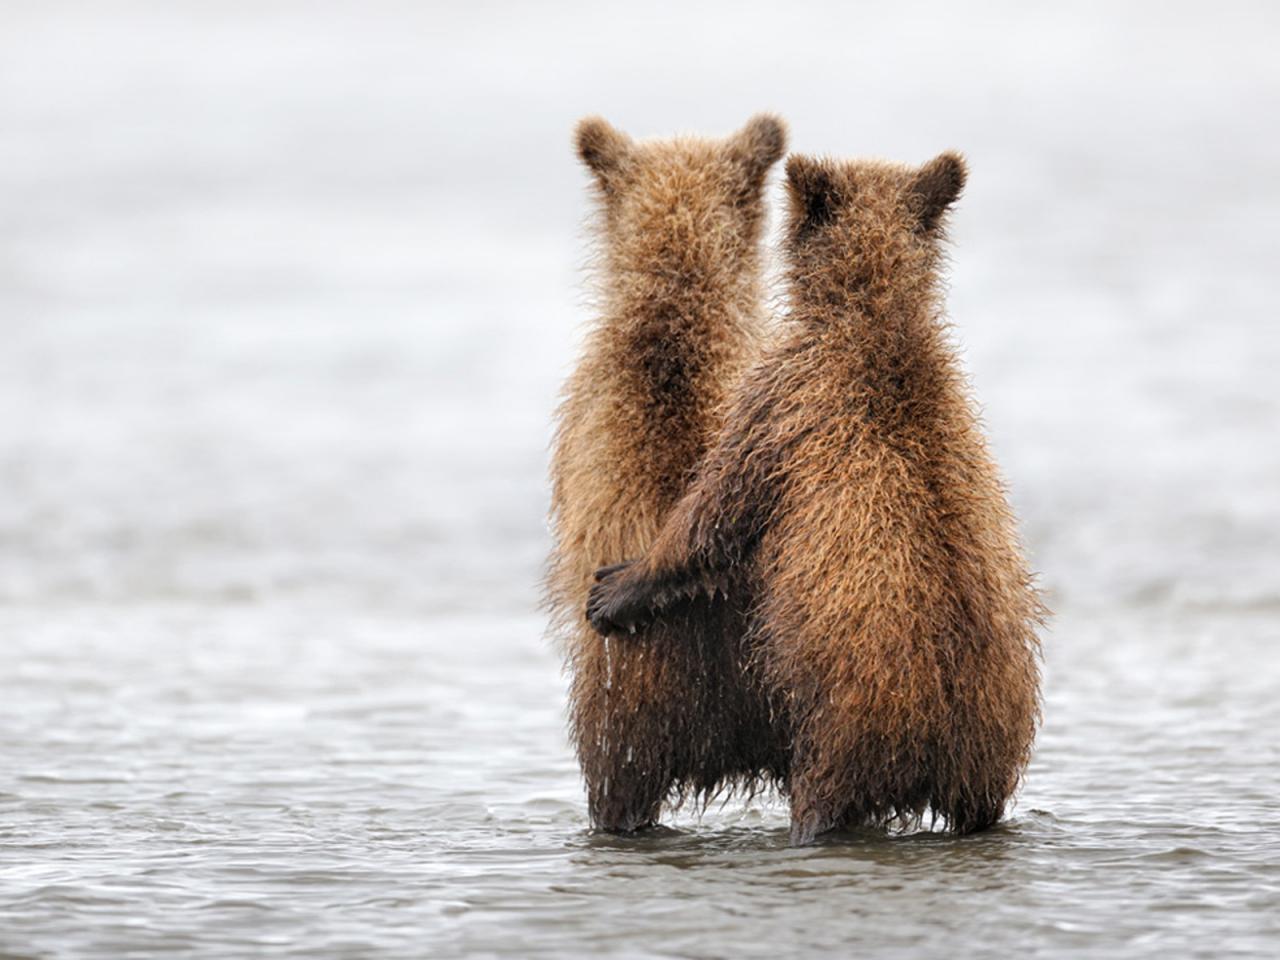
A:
[[588, 152, 1044, 843], [547, 115, 790, 831]]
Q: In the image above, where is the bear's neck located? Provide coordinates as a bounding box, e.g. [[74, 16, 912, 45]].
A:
[[607, 253, 761, 341], [597, 251, 763, 505], [791, 265, 958, 432]]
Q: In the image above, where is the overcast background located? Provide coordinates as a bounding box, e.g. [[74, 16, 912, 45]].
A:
[[3, 1, 1277, 614]]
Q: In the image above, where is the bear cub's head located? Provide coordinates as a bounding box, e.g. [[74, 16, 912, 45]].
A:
[[783, 152, 967, 296], [574, 114, 787, 280]]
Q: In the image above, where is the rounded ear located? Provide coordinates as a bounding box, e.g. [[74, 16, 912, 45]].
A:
[[727, 113, 787, 188], [574, 116, 634, 193], [785, 155, 841, 237], [910, 152, 967, 231]]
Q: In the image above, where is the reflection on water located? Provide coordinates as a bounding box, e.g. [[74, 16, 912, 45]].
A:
[[5, 607, 1276, 957], [3, 0, 1280, 957]]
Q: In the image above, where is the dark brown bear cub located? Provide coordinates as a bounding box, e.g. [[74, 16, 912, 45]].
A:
[[547, 115, 790, 831], [588, 152, 1044, 843]]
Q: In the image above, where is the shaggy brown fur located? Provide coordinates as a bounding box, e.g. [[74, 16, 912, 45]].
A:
[[588, 152, 1044, 843], [547, 114, 790, 831]]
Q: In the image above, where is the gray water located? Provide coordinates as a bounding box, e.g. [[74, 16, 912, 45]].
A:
[[2, 2, 1279, 957]]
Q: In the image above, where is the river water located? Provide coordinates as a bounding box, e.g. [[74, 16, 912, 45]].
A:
[[2, 2, 1278, 957]]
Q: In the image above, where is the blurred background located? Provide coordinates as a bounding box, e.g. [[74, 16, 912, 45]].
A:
[[2, 2, 1278, 957]]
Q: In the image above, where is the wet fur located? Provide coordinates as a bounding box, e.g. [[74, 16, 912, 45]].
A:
[[547, 115, 789, 831], [589, 153, 1044, 843]]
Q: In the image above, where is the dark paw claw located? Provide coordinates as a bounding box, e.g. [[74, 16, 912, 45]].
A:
[[594, 561, 631, 582]]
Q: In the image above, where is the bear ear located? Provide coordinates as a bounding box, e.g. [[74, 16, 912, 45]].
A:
[[574, 116, 634, 194], [726, 113, 787, 188], [785, 155, 841, 237], [909, 152, 967, 232]]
